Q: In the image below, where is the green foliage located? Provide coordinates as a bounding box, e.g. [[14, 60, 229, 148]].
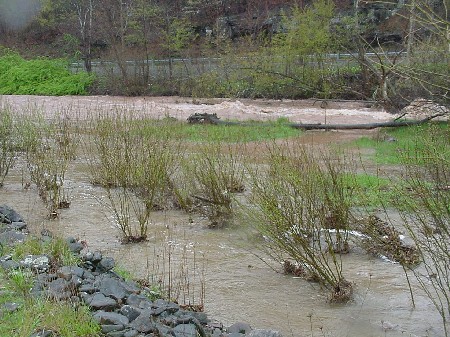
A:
[[0, 50, 94, 95], [352, 123, 450, 164]]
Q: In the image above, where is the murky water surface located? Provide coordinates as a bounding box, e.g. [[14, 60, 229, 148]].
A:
[[0, 95, 444, 337]]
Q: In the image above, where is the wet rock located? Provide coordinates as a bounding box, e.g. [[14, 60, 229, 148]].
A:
[[247, 330, 283, 337], [86, 293, 118, 311], [94, 310, 130, 326], [227, 322, 252, 334], [0, 230, 26, 245], [173, 323, 198, 337]]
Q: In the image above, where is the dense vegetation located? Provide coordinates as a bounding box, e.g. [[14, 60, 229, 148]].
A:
[[0, 0, 447, 109], [0, 50, 94, 95]]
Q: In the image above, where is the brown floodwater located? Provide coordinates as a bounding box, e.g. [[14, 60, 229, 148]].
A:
[[0, 95, 445, 337]]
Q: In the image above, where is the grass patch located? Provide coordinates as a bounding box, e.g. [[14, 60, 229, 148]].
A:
[[0, 50, 94, 95], [130, 118, 300, 143], [352, 123, 449, 164]]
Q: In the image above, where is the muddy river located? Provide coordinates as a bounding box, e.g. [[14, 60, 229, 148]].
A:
[[0, 95, 445, 337]]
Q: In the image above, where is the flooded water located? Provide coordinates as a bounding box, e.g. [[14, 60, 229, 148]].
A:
[[0, 95, 445, 337]]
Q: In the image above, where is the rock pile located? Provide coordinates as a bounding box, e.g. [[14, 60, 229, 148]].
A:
[[399, 98, 449, 121], [0, 205, 282, 337]]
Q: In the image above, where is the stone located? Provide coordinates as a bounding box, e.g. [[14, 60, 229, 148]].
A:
[[57, 266, 85, 280], [29, 330, 56, 337], [68, 241, 84, 254], [94, 310, 130, 326], [227, 322, 252, 334], [20, 255, 50, 271], [123, 330, 139, 337], [97, 257, 115, 272], [173, 323, 198, 337], [0, 230, 26, 245], [92, 251, 103, 262], [120, 305, 142, 322], [2, 302, 20, 313], [126, 293, 152, 309], [0, 205, 24, 222], [0, 258, 20, 270], [101, 325, 125, 334], [95, 275, 134, 302], [46, 278, 73, 301], [247, 330, 283, 337], [87, 293, 118, 311], [129, 310, 155, 333]]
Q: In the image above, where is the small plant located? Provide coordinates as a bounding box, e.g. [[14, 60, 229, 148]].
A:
[[6, 269, 34, 298], [187, 143, 246, 228], [0, 103, 17, 187]]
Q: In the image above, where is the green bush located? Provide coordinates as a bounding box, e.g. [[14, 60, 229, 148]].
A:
[[0, 50, 94, 95]]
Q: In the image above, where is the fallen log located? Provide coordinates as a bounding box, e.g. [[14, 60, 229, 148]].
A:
[[187, 111, 448, 130]]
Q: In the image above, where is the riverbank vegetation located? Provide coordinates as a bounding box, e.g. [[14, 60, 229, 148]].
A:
[[1, 100, 448, 321], [0, 0, 448, 109]]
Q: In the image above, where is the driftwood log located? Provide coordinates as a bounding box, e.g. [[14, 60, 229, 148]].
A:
[[187, 111, 448, 130]]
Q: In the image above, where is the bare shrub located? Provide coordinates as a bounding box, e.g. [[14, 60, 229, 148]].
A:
[[247, 142, 355, 301], [0, 104, 17, 187]]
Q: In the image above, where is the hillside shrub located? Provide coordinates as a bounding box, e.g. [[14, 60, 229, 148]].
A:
[[0, 50, 94, 95]]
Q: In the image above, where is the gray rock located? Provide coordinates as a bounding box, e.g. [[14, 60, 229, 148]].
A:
[[46, 278, 73, 301], [2, 302, 20, 313], [68, 241, 84, 254], [129, 310, 155, 333], [92, 251, 103, 262], [120, 305, 142, 322], [228, 333, 243, 337], [94, 310, 130, 326], [247, 329, 283, 337], [87, 293, 118, 311], [0, 258, 20, 270], [80, 283, 96, 294], [126, 293, 152, 309], [10, 221, 27, 230], [101, 325, 125, 334], [95, 275, 135, 302], [98, 257, 115, 272], [57, 266, 85, 280], [123, 329, 139, 337], [0, 230, 26, 245], [173, 323, 198, 337], [29, 330, 56, 337], [0, 205, 24, 222], [20, 255, 50, 271], [228, 322, 252, 334]]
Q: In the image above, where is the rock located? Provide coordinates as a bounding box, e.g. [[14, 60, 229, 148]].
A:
[[173, 323, 198, 337], [123, 329, 139, 337], [92, 251, 103, 262], [68, 241, 84, 254], [97, 257, 115, 272], [101, 325, 125, 334], [247, 330, 283, 337], [120, 305, 142, 322], [20, 255, 50, 271], [0, 255, 20, 270], [86, 293, 118, 311], [0, 230, 26, 245], [126, 293, 153, 309], [94, 310, 130, 326], [46, 278, 73, 301], [129, 310, 155, 333], [2, 302, 20, 313], [57, 266, 85, 280], [29, 330, 56, 337], [227, 322, 252, 334], [95, 275, 137, 302], [0, 205, 24, 223]]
